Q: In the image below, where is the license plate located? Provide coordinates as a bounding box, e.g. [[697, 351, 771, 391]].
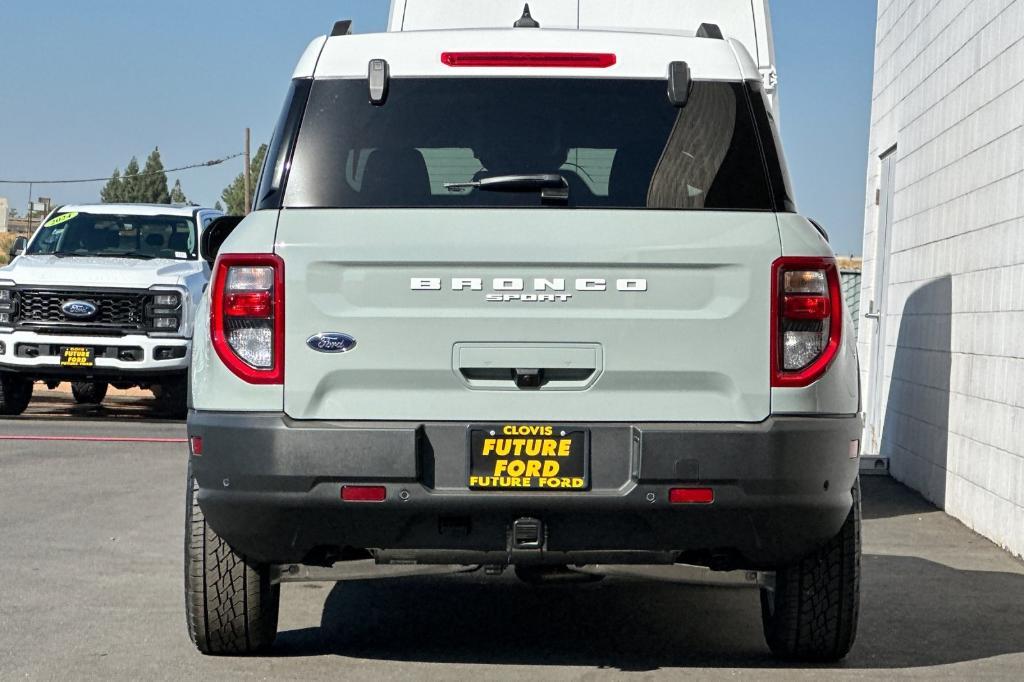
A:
[[60, 346, 95, 368], [468, 424, 590, 491]]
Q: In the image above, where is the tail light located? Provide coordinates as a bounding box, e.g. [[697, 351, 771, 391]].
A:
[[210, 254, 284, 384], [771, 256, 842, 387]]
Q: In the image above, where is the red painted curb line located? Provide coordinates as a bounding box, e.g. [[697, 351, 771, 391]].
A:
[[0, 436, 186, 443]]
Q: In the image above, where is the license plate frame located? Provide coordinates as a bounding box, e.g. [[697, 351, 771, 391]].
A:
[[59, 346, 95, 368], [467, 424, 590, 491]]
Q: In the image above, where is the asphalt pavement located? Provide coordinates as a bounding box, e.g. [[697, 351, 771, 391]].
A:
[[1, 394, 1023, 680]]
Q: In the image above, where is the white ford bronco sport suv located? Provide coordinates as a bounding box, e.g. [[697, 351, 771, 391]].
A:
[[0, 204, 219, 416], [185, 5, 862, 661]]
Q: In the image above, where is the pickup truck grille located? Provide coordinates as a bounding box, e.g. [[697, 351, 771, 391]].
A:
[[12, 288, 153, 335]]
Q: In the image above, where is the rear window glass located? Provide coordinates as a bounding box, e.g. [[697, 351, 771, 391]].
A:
[[283, 78, 780, 210]]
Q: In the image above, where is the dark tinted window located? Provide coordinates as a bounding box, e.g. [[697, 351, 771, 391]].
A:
[[284, 78, 785, 211], [27, 213, 198, 260]]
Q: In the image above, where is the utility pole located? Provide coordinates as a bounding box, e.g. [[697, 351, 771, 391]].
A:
[[26, 182, 32, 233], [243, 128, 252, 215]]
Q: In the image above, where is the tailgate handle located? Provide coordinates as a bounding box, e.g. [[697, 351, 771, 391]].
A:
[[454, 344, 602, 391], [459, 366, 595, 388]]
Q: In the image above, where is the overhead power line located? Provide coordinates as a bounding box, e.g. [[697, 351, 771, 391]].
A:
[[0, 153, 244, 185]]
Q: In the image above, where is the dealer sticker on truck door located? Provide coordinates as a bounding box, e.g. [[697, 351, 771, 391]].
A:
[[468, 425, 590, 490]]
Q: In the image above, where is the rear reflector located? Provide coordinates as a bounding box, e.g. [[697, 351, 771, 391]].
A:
[[189, 436, 203, 456], [441, 52, 617, 68], [341, 485, 387, 502], [669, 488, 715, 504]]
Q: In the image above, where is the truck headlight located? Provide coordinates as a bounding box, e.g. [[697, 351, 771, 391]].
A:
[[154, 293, 181, 307]]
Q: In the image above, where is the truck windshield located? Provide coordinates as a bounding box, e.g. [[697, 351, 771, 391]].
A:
[[26, 212, 198, 260], [283, 77, 792, 211]]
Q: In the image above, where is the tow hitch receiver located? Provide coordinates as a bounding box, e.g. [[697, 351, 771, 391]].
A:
[[511, 517, 544, 550]]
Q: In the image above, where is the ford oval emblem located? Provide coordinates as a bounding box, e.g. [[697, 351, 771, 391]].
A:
[[307, 333, 357, 354], [61, 300, 98, 319]]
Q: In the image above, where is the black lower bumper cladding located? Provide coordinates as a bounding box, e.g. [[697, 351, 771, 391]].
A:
[[188, 412, 862, 570]]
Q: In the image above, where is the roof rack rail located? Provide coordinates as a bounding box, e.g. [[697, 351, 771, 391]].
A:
[[331, 20, 353, 37], [696, 23, 724, 40]]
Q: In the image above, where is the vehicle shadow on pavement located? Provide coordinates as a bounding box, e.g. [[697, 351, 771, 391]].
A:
[[272, 551, 1024, 670], [22, 389, 182, 422], [860, 475, 934, 520]]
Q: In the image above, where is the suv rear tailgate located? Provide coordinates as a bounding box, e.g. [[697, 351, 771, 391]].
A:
[[276, 209, 779, 422]]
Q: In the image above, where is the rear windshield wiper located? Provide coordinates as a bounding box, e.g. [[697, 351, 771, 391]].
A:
[[445, 174, 569, 204]]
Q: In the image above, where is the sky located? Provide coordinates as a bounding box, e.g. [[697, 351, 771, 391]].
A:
[[0, 1, 877, 255]]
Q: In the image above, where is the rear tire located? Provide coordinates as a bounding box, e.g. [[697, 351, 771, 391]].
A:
[[71, 381, 108, 405], [760, 479, 861, 661], [0, 376, 33, 416], [184, 474, 279, 655]]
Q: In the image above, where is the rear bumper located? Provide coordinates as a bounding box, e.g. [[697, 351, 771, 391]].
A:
[[188, 412, 862, 569]]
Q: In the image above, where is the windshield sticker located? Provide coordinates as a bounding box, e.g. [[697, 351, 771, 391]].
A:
[[175, 251, 188, 259], [43, 212, 78, 228]]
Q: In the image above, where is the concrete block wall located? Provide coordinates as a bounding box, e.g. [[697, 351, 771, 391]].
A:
[[858, 0, 1024, 557]]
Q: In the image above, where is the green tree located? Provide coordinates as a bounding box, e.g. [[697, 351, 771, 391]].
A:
[[138, 147, 171, 203], [121, 157, 141, 202], [100, 168, 124, 203], [220, 144, 267, 215], [214, 201, 224, 212], [170, 179, 188, 204]]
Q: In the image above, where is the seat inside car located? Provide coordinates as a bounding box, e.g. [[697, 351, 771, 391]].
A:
[[359, 148, 431, 206]]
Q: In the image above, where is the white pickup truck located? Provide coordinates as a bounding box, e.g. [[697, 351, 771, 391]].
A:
[[0, 203, 221, 416]]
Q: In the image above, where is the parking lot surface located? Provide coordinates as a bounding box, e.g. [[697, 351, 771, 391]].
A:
[[2, 403, 1023, 679]]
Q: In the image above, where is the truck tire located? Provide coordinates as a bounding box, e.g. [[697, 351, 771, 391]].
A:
[[0, 376, 33, 416], [760, 479, 861, 661], [71, 381, 108, 405], [184, 474, 279, 655], [155, 378, 187, 419]]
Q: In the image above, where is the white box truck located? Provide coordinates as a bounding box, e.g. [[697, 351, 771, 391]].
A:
[[387, 0, 778, 110]]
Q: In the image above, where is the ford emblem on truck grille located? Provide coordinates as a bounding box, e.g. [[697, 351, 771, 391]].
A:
[[307, 333, 357, 354], [61, 300, 98, 319]]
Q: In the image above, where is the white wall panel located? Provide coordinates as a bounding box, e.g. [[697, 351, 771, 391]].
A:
[[859, 0, 1024, 558]]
